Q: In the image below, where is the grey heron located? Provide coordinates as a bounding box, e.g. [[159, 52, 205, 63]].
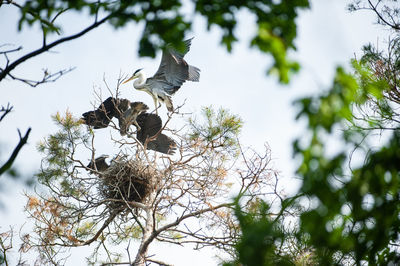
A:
[[87, 155, 110, 174], [81, 97, 176, 154], [123, 38, 200, 113], [119, 102, 149, 135], [81, 97, 130, 129], [136, 112, 176, 155]]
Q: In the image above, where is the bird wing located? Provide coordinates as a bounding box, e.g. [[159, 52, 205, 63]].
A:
[[149, 38, 199, 95], [82, 97, 131, 129], [136, 113, 176, 154], [111, 98, 130, 119], [136, 113, 162, 142], [147, 134, 177, 155], [102, 97, 118, 117], [130, 102, 149, 112], [118, 108, 133, 136], [82, 110, 105, 128], [82, 97, 114, 128]]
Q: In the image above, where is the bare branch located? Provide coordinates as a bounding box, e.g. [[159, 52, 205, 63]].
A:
[[146, 258, 173, 266], [80, 210, 120, 246], [0, 228, 13, 266], [0, 13, 113, 83], [0, 44, 23, 54], [367, 0, 400, 30], [0, 127, 31, 176], [6, 67, 75, 87], [0, 103, 13, 122], [136, 202, 234, 261]]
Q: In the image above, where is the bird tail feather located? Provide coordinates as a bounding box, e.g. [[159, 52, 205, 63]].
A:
[[188, 65, 200, 82], [165, 96, 174, 112]]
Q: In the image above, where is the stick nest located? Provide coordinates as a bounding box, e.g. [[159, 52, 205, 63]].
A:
[[99, 157, 156, 211]]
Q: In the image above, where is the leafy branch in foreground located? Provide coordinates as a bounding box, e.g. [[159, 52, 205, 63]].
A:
[[223, 194, 315, 266], [292, 4, 400, 262], [1, 0, 310, 86]]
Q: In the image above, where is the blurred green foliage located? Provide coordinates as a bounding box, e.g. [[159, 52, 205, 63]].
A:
[[293, 39, 400, 264], [195, 0, 309, 83], [224, 197, 310, 266], [12, 0, 309, 82], [227, 49, 400, 266], [224, 200, 287, 266], [226, 2, 400, 264]]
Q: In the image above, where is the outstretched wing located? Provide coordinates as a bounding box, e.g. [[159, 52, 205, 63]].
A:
[[136, 113, 176, 154], [82, 97, 115, 128], [149, 38, 200, 95], [82, 97, 131, 129], [136, 113, 162, 142], [146, 133, 177, 155]]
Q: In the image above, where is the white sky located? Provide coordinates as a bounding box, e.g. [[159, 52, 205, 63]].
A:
[[0, 0, 389, 265]]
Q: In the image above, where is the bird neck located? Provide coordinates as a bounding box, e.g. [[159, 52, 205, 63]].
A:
[[134, 72, 147, 89]]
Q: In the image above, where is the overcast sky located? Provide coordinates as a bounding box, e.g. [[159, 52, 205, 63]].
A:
[[0, 1, 389, 265]]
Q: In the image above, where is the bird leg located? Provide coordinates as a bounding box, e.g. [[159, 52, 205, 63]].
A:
[[153, 96, 159, 115], [133, 120, 141, 132], [131, 113, 141, 131]]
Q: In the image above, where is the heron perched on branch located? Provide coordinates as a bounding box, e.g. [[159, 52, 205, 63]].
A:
[[123, 38, 200, 113], [81, 97, 130, 129], [136, 113, 176, 155], [119, 102, 149, 135], [81, 97, 176, 154]]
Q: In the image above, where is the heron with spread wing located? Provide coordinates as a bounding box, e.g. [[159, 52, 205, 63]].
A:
[[123, 38, 200, 113], [81, 97, 130, 129], [136, 112, 176, 155], [81, 97, 176, 154]]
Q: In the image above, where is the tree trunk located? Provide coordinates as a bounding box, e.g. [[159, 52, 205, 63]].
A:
[[133, 187, 156, 265]]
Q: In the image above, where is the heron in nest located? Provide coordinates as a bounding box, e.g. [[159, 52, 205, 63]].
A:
[[87, 155, 110, 174], [122, 38, 200, 113]]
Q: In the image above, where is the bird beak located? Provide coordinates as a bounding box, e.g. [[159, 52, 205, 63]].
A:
[[122, 75, 136, 84]]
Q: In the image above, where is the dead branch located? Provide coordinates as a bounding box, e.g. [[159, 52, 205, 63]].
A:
[[6, 67, 75, 87], [0, 127, 31, 176], [0, 103, 13, 122], [0, 9, 114, 84]]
